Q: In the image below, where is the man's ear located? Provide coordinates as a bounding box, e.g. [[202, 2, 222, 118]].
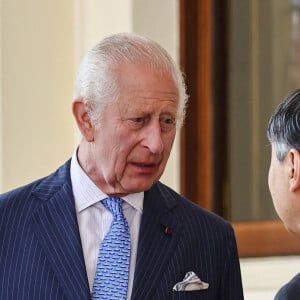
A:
[[289, 148, 300, 192], [72, 99, 94, 142]]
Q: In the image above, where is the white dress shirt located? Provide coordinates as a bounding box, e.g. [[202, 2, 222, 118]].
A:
[[70, 152, 143, 299]]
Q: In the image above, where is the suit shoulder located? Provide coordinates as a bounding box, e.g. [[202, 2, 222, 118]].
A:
[[0, 178, 42, 207], [0, 160, 71, 210]]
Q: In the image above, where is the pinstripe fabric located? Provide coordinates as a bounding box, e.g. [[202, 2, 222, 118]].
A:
[[131, 182, 244, 300], [0, 160, 90, 300], [0, 160, 243, 300]]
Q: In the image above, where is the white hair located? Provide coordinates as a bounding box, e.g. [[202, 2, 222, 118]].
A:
[[73, 32, 188, 128]]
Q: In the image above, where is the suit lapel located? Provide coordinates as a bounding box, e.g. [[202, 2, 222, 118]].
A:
[[131, 183, 182, 299], [29, 162, 90, 300]]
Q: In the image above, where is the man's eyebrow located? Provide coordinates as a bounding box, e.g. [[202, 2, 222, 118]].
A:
[[138, 95, 177, 100]]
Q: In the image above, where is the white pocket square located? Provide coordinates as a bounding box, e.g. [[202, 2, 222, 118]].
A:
[[173, 271, 209, 291]]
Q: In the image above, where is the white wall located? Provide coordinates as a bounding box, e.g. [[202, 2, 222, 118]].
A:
[[0, 0, 76, 192]]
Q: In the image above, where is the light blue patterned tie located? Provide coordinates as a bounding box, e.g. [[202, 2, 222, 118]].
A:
[[92, 197, 131, 300]]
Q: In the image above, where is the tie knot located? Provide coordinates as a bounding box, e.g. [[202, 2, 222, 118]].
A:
[[102, 197, 123, 218]]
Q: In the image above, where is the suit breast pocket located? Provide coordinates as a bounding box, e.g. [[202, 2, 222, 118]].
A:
[[172, 290, 210, 299]]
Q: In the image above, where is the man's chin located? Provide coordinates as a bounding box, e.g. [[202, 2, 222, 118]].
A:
[[123, 181, 156, 194]]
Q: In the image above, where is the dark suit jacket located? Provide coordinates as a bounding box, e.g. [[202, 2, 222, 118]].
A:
[[0, 160, 244, 299], [274, 273, 300, 300]]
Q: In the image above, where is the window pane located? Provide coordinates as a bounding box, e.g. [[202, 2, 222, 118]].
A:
[[228, 0, 298, 221]]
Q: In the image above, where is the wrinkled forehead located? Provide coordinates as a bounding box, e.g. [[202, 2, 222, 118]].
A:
[[107, 62, 178, 115], [115, 61, 178, 90], [103, 90, 178, 115]]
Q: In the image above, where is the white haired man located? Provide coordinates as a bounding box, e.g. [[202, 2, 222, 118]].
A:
[[0, 33, 244, 300]]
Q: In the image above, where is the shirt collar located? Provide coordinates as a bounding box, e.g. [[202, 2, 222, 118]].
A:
[[70, 149, 144, 213]]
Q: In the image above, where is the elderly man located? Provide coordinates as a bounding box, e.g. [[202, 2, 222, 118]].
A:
[[268, 89, 300, 300], [0, 33, 243, 299]]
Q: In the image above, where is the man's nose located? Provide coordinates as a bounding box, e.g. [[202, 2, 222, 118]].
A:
[[143, 122, 164, 154]]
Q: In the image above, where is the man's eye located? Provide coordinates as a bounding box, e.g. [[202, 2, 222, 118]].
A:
[[133, 117, 144, 123], [164, 118, 174, 124], [126, 117, 147, 129], [160, 116, 176, 131]]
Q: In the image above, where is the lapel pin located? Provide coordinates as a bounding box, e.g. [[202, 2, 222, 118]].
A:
[[164, 225, 174, 236]]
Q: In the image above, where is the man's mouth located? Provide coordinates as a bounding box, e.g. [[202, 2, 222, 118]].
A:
[[133, 162, 156, 168]]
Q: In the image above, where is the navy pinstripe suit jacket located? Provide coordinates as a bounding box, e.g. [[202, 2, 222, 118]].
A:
[[0, 160, 244, 299]]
